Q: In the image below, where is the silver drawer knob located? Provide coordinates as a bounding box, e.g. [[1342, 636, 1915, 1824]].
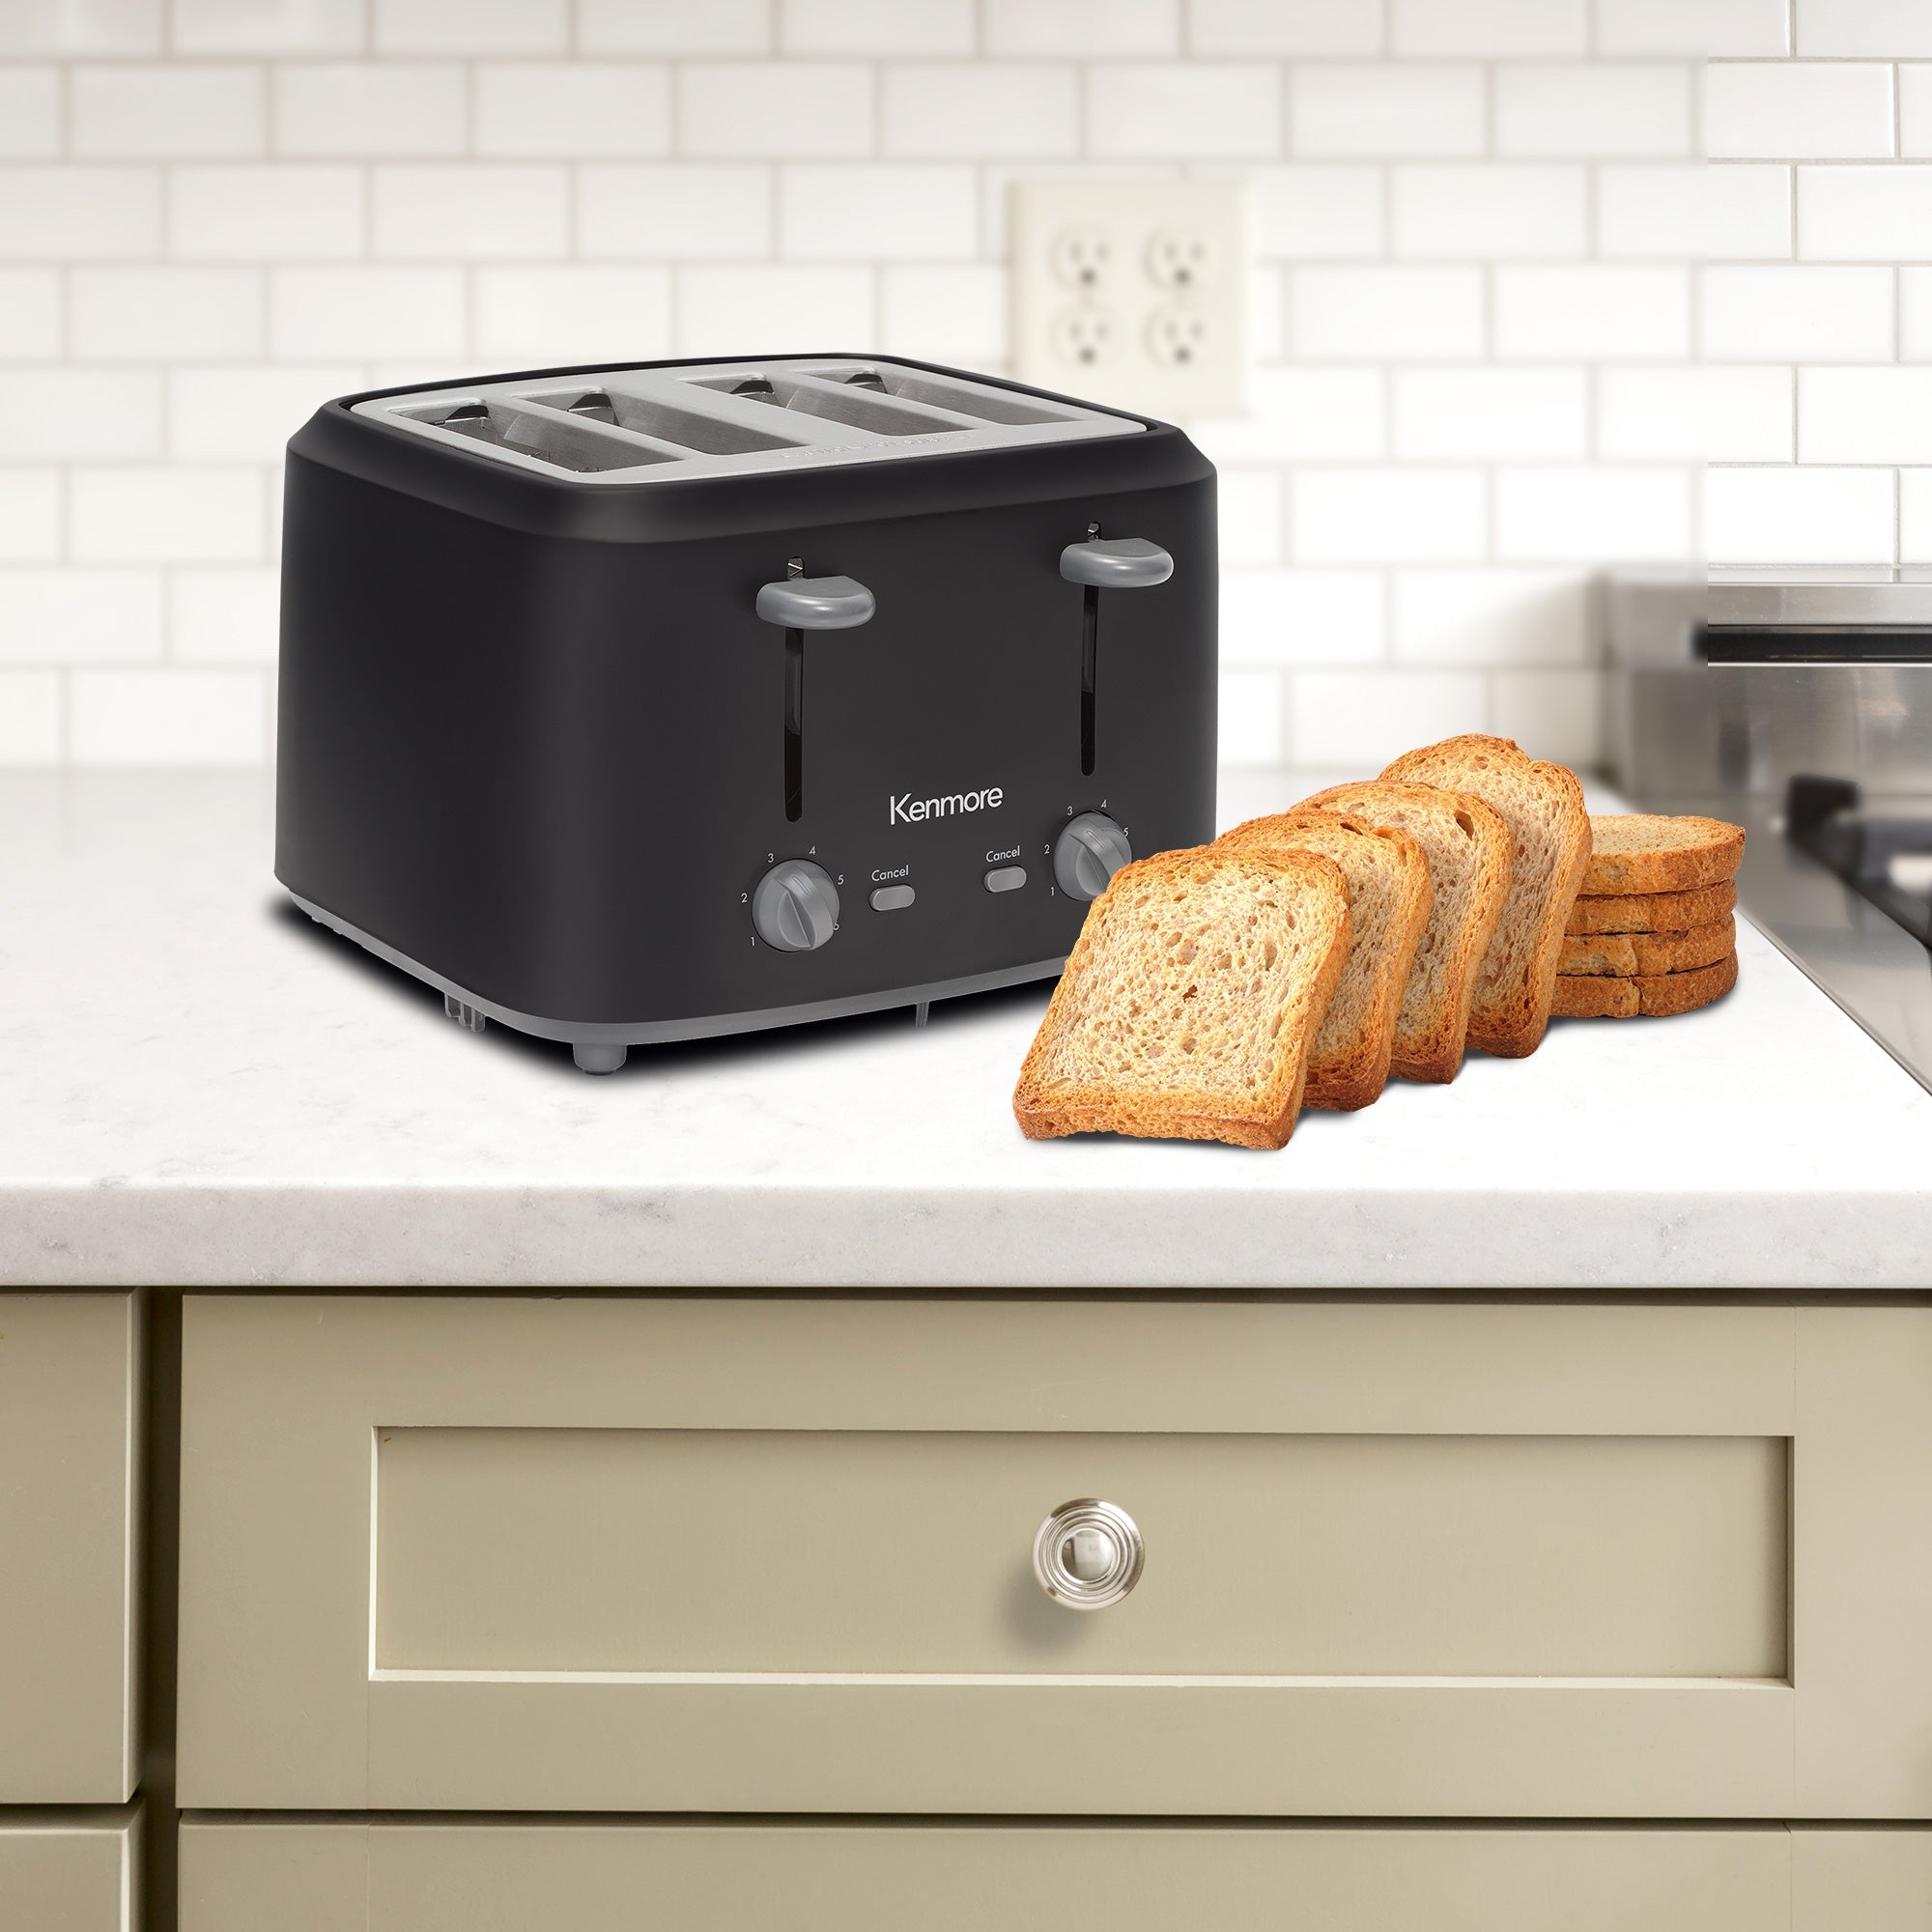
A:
[[1032, 1498, 1144, 1610]]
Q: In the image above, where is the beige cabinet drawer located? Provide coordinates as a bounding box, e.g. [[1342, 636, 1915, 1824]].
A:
[[0, 1293, 143, 1802], [179, 1817, 1931, 1932], [0, 1805, 141, 1931], [179, 1297, 1932, 1817]]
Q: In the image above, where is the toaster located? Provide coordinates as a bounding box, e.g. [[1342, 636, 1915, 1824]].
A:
[[275, 355, 1217, 1072]]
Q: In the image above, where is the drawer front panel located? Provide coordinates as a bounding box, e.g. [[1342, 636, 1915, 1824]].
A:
[[178, 1297, 1932, 1817], [0, 1806, 141, 1931], [0, 1293, 143, 1802]]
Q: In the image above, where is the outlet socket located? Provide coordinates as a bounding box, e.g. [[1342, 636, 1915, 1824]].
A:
[[1011, 178, 1246, 418]]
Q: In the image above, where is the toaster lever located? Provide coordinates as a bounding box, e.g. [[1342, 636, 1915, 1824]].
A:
[[755, 575, 876, 630], [1059, 537, 1174, 588]]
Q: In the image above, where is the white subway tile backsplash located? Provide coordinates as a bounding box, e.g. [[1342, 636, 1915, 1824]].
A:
[[1799, 367, 1932, 464], [71, 668, 265, 762], [1495, 466, 1693, 561], [1292, 267, 1485, 359], [473, 266, 671, 362], [1214, 468, 1285, 564], [579, 0, 772, 54], [680, 63, 873, 157], [170, 165, 363, 259], [1495, 65, 1691, 158], [1705, 63, 1895, 161], [1705, 464, 1895, 563], [270, 266, 467, 356], [580, 165, 773, 259], [1494, 266, 1690, 359], [169, 363, 360, 461], [0, 166, 159, 258], [0, 370, 163, 459], [1189, 0, 1382, 55], [674, 266, 874, 355], [881, 66, 1079, 158], [1293, 469, 1487, 562], [170, 567, 280, 663], [72, 268, 264, 361], [1701, 265, 1894, 360], [982, 0, 1179, 57], [878, 266, 1007, 364], [0, 270, 63, 359], [1221, 568, 1384, 664], [1799, 166, 1932, 261], [1291, 668, 1487, 768], [374, 0, 566, 55], [0, 3, 160, 55], [0, 568, 163, 662], [1190, 367, 1385, 462], [172, 0, 363, 54], [0, 68, 61, 157], [1394, 367, 1589, 459], [1391, 165, 1588, 259], [272, 63, 467, 157], [1905, 268, 1932, 358], [1217, 669, 1286, 766], [71, 63, 265, 158], [1600, 163, 1791, 261], [780, 165, 978, 262], [1903, 68, 1932, 157], [71, 467, 263, 562], [0, 471, 61, 560], [1391, 0, 1586, 56], [1252, 165, 1383, 258], [1795, 0, 1932, 59], [1087, 64, 1281, 158], [1598, 364, 1795, 461], [0, 672, 62, 763], [1393, 568, 1589, 665], [1903, 469, 1932, 560], [474, 64, 670, 158], [1595, 0, 1789, 56], [373, 165, 569, 260], [1289, 64, 1485, 158], [780, 0, 972, 54], [1491, 668, 1601, 766]]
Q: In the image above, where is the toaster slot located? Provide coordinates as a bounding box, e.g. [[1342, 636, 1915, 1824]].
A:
[[810, 366, 1082, 428], [404, 400, 670, 474], [691, 371, 983, 440], [537, 387, 809, 459]]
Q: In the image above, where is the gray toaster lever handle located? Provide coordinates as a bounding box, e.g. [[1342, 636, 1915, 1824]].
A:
[[755, 575, 875, 629], [1059, 538, 1174, 588]]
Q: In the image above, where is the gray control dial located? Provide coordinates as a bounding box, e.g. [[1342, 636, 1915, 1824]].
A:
[[752, 859, 839, 952], [1054, 811, 1132, 901]]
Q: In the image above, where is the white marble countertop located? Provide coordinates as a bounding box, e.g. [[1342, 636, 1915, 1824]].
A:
[[3, 771, 1929, 1291]]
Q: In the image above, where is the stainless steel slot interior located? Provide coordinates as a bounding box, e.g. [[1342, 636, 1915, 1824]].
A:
[[534, 387, 808, 459], [692, 370, 984, 439], [841, 367, 1078, 427], [407, 399, 670, 474]]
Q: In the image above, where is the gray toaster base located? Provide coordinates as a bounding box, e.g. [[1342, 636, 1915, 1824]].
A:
[[288, 891, 1065, 1072]]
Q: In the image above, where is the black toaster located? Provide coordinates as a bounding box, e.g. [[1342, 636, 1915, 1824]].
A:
[[275, 355, 1217, 1071]]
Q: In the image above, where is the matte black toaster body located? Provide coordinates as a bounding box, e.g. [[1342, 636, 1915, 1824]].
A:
[[276, 355, 1218, 1071]]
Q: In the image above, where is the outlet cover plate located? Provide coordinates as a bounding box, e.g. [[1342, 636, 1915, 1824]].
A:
[[1011, 177, 1248, 420]]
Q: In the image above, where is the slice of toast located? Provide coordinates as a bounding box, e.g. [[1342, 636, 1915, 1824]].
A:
[[1012, 845, 1351, 1150], [1216, 809, 1433, 1111], [1567, 878, 1737, 935], [1581, 814, 1745, 895], [1559, 916, 1734, 978], [1379, 734, 1591, 1059], [1298, 780, 1514, 1085], [1552, 952, 1737, 1019]]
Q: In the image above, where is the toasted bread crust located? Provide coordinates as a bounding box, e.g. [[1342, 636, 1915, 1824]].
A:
[[1011, 845, 1352, 1150], [1216, 808, 1434, 1111], [1299, 780, 1514, 1085], [1566, 878, 1737, 934], [1559, 916, 1734, 978], [1552, 951, 1738, 1019], [1378, 734, 1590, 1060], [1581, 814, 1745, 895]]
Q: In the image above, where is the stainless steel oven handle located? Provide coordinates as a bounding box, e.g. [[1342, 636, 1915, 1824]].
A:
[[1060, 537, 1174, 588], [755, 575, 876, 629]]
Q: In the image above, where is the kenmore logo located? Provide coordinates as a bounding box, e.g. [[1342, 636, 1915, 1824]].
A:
[[890, 784, 1005, 826]]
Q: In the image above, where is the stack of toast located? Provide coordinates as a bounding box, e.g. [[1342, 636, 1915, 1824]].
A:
[[1553, 815, 1745, 1020], [1011, 736, 1745, 1151]]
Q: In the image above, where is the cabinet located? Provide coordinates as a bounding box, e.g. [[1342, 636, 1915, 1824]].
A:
[[0, 1806, 142, 1931]]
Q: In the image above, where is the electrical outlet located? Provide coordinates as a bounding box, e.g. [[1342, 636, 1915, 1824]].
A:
[[1011, 178, 1246, 418]]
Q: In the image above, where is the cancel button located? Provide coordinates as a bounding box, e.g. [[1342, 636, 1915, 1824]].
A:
[[983, 865, 1027, 894]]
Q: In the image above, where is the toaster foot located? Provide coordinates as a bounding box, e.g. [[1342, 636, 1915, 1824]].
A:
[[572, 1041, 628, 1075]]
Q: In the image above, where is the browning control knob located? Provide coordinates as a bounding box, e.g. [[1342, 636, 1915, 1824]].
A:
[[753, 860, 839, 952], [1054, 812, 1132, 901]]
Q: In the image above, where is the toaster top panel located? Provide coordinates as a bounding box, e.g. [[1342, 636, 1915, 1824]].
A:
[[349, 357, 1145, 486]]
